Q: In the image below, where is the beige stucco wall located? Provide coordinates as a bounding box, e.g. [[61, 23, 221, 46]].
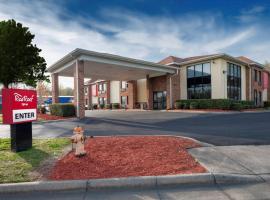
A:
[[179, 58, 247, 100], [110, 81, 120, 103], [180, 67, 187, 99], [136, 79, 147, 102], [212, 58, 227, 99]]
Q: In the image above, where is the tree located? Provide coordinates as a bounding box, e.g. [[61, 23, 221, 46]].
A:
[[36, 81, 51, 105], [0, 19, 49, 88], [59, 84, 74, 96]]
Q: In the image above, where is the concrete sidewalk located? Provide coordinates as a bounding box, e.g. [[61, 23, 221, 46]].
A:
[[189, 145, 270, 177]]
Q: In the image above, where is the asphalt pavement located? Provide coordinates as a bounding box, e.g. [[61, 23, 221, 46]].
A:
[[1, 110, 270, 146]]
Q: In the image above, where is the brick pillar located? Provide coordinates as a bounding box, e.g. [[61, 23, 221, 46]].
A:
[[146, 75, 153, 110], [127, 80, 137, 109], [87, 85, 92, 109], [166, 72, 180, 109], [106, 81, 111, 104], [74, 60, 85, 118], [51, 73, 59, 103]]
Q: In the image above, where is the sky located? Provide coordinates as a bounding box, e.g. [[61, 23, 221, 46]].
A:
[[0, 0, 270, 88]]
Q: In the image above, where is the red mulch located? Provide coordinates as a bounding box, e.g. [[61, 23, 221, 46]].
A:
[[37, 114, 68, 121], [49, 136, 206, 180]]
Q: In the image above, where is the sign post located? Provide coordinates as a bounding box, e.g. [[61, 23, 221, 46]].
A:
[[2, 88, 37, 152]]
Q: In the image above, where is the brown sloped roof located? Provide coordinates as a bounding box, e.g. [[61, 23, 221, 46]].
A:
[[237, 56, 257, 64], [236, 56, 264, 68], [158, 54, 219, 65], [158, 56, 183, 65]]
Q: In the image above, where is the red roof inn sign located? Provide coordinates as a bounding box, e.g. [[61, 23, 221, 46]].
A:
[[2, 88, 37, 124]]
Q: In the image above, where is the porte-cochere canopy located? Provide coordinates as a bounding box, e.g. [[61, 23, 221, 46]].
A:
[[47, 48, 177, 118]]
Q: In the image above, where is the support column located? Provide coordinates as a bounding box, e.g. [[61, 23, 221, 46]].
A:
[[74, 60, 85, 118], [87, 85, 92, 109], [146, 75, 153, 110], [51, 73, 59, 103]]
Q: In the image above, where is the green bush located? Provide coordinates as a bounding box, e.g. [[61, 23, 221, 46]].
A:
[[231, 102, 243, 111], [0, 104, 2, 114], [49, 103, 75, 117], [91, 104, 98, 109], [190, 102, 199, 109], [105, 104, 112, 109], [99, 104, 105, 109], [112, 103, 120, 109], [38, 106, 46, 114], [175, 99, 254, 110], [264, 101, 270, 108]]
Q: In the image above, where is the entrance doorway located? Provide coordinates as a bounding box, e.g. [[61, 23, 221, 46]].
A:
[[153, 91, 167, 110]]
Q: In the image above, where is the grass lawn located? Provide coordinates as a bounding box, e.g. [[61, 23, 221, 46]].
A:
[[0, 138, 70, 183]]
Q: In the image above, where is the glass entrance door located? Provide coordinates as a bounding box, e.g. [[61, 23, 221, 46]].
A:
[[153, 91, 167, 110]]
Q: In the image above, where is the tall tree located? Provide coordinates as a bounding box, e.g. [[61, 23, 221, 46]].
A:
[[0, 19, 49, 88]]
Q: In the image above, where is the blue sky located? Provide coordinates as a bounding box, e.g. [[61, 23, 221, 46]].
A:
[[0, 0, 269, 87]]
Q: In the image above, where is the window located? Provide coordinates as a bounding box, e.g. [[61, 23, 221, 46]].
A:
[[227, 63, 241, 100], [187, 62, 211, 99], [121, 96, 128, 107], [103, 83, 107, 91], [98, 97, 107, 105], [121, 81, 128, 89], [98, 84, 103, 91], [259, 91, 262, 105], [258, 71, 262, 85], [254, 70, 257, 82], [254, 90, 258, 106]]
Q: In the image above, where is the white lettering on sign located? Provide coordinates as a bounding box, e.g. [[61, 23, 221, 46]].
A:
[[14, 93, 34, 103], [12, 109, 37, 123]]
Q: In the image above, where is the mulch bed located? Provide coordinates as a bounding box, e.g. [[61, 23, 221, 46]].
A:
[[49, 136, 206, 180], [37, 114, 69, 121]]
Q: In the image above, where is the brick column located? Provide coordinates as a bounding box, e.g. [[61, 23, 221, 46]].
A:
[[51, 73, 59, 103], [74, 60, 85, 118], [87, 85, 92, 109], [127, 80, 137, 109], [166, 72, 180, 109], [146, 75, 153, 110]]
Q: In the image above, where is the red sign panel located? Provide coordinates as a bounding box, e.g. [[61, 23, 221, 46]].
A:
[[92, 85, 98, 97], [2, 88, 37, 124]]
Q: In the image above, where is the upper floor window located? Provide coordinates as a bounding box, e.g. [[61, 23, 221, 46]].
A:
[[227, 63, 241, 100], [98, 83, 107, 92], [258, 71, 262, 85], [254, 69, 258, 82], [121, 81, 128, 90], [187, 62, 211, 99]]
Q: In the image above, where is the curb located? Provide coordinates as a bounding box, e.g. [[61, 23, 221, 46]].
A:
[[0, 173, 264, 193]]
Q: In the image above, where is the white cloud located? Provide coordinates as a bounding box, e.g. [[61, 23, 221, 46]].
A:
[[238, 6, 266, 23], [0, 1, 269, 88]]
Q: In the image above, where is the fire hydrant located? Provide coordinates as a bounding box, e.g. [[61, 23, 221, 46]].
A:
[[70, 125, 86, 157]]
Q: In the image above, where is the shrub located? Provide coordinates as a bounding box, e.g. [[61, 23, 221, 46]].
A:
[[190, 102, 199, 109], [105, 104, 112, 109], [264, 101, 270, 108], [231, 102, 243, 111], [175, 99, 254, 110], [112, 103, 120, 109], [49, 103, 75, 117], [38, 105, 46, 114], [91, 104, 98, 109], [99, 104, 105, 109], [0, 104, 2, 114]]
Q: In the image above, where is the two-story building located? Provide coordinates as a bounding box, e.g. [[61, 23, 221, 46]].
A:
[[48, 49, 270, 118]]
